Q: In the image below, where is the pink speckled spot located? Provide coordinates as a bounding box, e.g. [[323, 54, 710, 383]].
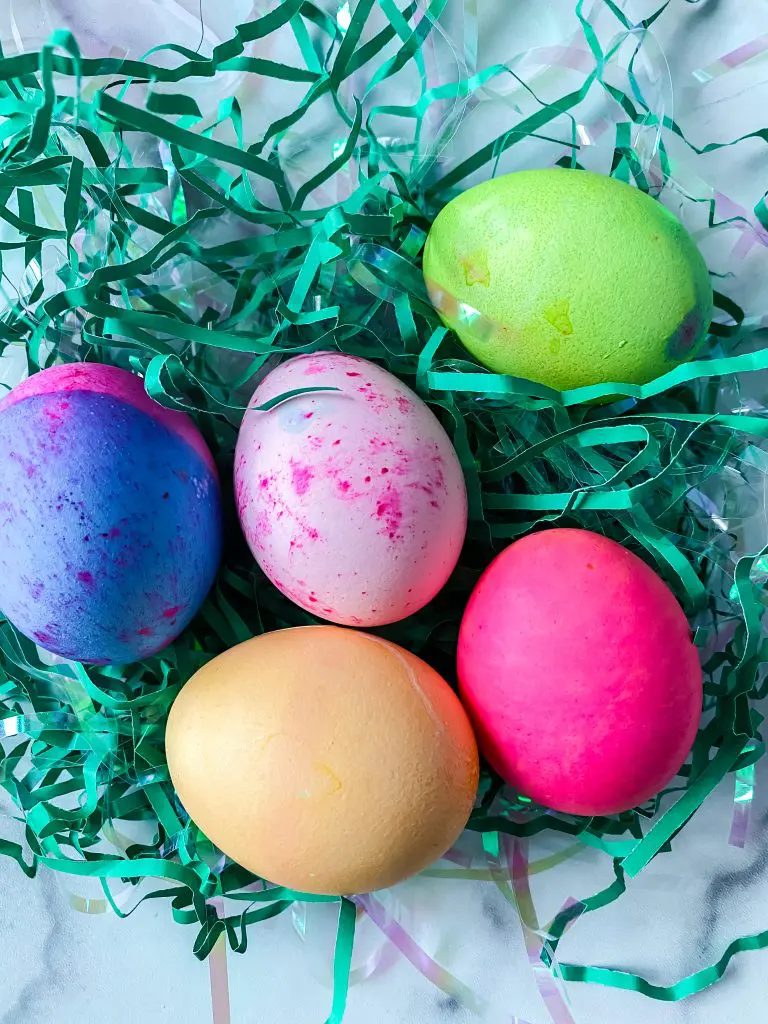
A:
[[2, 364, 217, 477], [357, 384, 391, 413], [375, 486, 403, 541], [233, 352, 467, 627], [290, 462, 314, 496]]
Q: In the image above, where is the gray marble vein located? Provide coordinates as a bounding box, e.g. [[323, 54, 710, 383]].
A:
[[0, 871, 64, 1024]]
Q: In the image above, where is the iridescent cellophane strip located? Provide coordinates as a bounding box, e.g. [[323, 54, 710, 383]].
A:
[[728, 741, 758, 848], [508, 838, 580, 1024], [693, 34, 768, 84], [482, 830, 583, 1023], [356, 890, 533, 1022], [209, 898, 233, 1024]]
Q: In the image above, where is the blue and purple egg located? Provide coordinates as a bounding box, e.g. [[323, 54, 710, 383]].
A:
[[0, 363, 222, 664]]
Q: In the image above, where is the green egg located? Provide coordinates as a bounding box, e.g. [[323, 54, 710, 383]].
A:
[[423, 169, 714, 392]]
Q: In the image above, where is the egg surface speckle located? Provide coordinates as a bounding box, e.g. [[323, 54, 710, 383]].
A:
[[423, 168, 713, 392], [234, 353, 467, 626], [0, 363, 222, 664], [457, 528, 703, 816], [166, 626, 479, 894]]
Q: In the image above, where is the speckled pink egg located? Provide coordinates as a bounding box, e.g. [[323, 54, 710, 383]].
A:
[[235, 354, 468, 626], [457, 529, 703, 816]]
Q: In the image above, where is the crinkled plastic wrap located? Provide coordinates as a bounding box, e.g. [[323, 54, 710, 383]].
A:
[[0, 1, 767, 1021]]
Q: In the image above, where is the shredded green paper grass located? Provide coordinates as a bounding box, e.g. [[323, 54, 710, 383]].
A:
[[0, 1, 767, 1020]]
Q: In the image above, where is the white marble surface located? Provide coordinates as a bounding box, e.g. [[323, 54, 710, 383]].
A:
[[1, 1, 768, 1022], [3, 771, 768, 1024]]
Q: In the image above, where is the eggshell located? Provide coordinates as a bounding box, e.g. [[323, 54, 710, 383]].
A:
[[166, 625, 479, 894], [234, 353, 467, 626], [423, 168, 714, 392], [457, 528, 702, 815], [0, 363, 222, 664]]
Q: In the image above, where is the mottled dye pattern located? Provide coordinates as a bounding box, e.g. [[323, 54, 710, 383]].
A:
[[0, 379, 222, 664], [1, 362, 217, 476], [234, 353, 467, 627]]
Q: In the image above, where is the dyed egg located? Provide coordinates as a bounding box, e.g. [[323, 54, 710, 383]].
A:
[[234, 353, 467, 626], [423, 169, 713, 392], [0, 363, 222, 664], [166, 626, 479, 894], [457, 529, 702, 815]]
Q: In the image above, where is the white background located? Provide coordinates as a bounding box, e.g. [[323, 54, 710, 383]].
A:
[[0, 1, 767, 1022]]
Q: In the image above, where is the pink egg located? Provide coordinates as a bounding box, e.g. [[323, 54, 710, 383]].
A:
[[235, 353, 468, 626], [457, 529, 702, 815]]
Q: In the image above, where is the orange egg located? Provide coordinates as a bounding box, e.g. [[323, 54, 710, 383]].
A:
[[165, 626, 479, 895]]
